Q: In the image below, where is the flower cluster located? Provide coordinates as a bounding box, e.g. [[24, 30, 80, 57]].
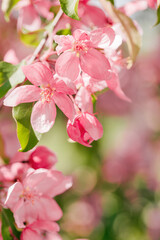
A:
[[0, 145, 72, 239]]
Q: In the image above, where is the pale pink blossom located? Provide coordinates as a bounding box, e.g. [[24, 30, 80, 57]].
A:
[[67, 112, 103, 147], [17, 0, 53, 31], [3, 49, 19, 65], [4, 62, 76, 133], [5, 168, 72, 228], [21, 220, 62, 240], [119, 0, 148, 16], [54, 28, 115, 81]]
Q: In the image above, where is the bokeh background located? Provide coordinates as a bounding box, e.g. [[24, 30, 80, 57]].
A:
[[1, 0, 160, 239]]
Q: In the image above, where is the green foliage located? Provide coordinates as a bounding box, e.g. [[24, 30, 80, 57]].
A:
[[155, 5, 160, 25], [20, 29, 45, 47], [0, 61, 25, 99], [1, 0, 20, 21], [107, 0, 114, 5], [59, 0, 80, 20], [56, 28, 71, 35], [13, 103, 41, 152], [1, 208, 21, 240]]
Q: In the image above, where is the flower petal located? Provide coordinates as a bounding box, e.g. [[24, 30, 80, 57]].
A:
[[80, 49, 111, 80], [17, 5, 41, 32], [90, 27, 115, 48], [55, 51, 80, 81], [5, 182, 23, 211], [4, 85, 40, 107], [79, 113, 103, 140], [31, 100, 56, 133], [53, 74, 76, 95], [22, 62, 54, 86], [107, 72, 131, 102], [54, 92, 76, 120], [54, 35, 74, 55], [75, 87, 93, 113]]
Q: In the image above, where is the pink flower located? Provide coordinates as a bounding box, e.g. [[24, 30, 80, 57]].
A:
[[4, 62, 76, 133], [17, 0, 53, 31], [54, 28, 115, 81], [21, 220, 62, 240], [29, 146, 57, 170], [5, 168, 72, 228], [147, 0, 157, 8], [67, 112, 103, 147], [3, 49, 19, 65]]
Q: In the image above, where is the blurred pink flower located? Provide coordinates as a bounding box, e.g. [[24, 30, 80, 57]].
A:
[[17, 0, 53, 31], [5, 168, 72, 228], [21, 220, 62, 240]]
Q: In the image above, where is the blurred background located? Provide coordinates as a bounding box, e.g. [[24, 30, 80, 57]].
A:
[[1, 0, 160, 239]]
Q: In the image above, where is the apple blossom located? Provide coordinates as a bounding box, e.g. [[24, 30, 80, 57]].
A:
[[5, 168, 72, 228], [4, 62, 76, 133], [54, 28, 115, 81]]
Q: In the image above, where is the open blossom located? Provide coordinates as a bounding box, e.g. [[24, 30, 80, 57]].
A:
[[67, 112, 103, 147], [17, 0, 53, 31], [4, 62, 76, 133], [54, 28, 115, 81], [5, 168, 72, 228], [21, 220, 62, 240]]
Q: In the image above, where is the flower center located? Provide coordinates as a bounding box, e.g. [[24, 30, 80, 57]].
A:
[[20, 187, 35, 204], [74, 40, 88, 54], [40, 86, 54, 103]]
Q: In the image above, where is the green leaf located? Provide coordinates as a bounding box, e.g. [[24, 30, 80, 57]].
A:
[[56, 28, 71, 35], [59, 0, 80, 20], [13, 103, 41, 152], [155, 5, 160, 25], [99, 0, 141, 65], [0, 61, 25, 99], [107, 0, 114, 5], [20, 29, 44, 47], [1, 0, 20, 21], [1, 208, 21, 240]]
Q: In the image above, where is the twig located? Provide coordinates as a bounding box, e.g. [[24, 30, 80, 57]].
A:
[[28, 8, 63, 65]]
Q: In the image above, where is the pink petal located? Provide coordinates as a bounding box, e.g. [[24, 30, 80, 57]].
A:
[[55, 51, 80, 81], [107, 72, 131, 102], [3, 85, 40, 107], [46, 170, 73, 197], [14, 199, 39, 228], [39, 197, 62, 221], [29, 146, 57, 169], [119, 0, 148, 16], [31, 100, 56, 133], [54, 35, 74, 55], [54, 92, 76, 120], [80, 49, 111, 80], [3, 49, 19, 65], [75, 87, 93, 113], [35, 1, 53, 20], [90, 27, 115, 48], [30, 220, 60, 232], [79, 113, 103, 140], [21, 228, 39, 240], [53, 74, 76, 95], [73, 29, 90, 41], [5, 182, 23, 211], [22, 62, 54, 86], [17, 5, 41, 32]]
